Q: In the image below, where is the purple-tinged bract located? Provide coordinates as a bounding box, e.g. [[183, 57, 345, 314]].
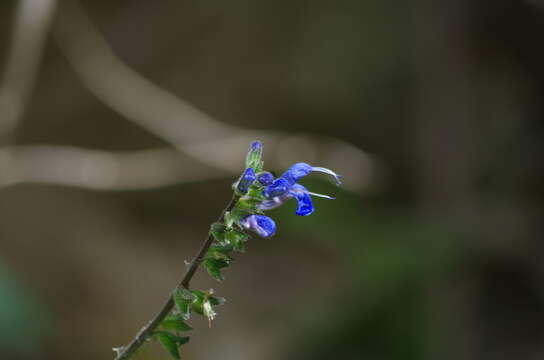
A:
[[240, 215, 276, 238]]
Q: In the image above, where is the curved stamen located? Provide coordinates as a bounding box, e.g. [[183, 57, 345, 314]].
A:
[[289, 186, 335, 200], [305, 191, 335, 200], [311, 167, 342, 185]]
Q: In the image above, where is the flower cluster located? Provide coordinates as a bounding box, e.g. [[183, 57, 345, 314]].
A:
[[232, 140, 341, 238]]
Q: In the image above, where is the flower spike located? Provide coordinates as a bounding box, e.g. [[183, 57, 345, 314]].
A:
[[113, 140, 341, 360]]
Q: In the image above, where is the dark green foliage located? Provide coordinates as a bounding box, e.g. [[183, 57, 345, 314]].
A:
[[173, 288, 195, 320], [205, 226, 249, 280], [156, 331, 189, 359], [210, 223, 228, 244], [208, 296, 226, 306], [160, 314, 193, 332], [225, 229, 249, 253]]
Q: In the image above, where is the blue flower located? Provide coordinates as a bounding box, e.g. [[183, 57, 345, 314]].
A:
[[256, 171, 274, 186], [260, 162, 340, 216], [240, 214, 276, 238], [236, 167, 256, 194], [249, 140, 262, 151]]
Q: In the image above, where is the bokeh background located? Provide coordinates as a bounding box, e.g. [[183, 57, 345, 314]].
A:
[[0, 0, 543, 359]]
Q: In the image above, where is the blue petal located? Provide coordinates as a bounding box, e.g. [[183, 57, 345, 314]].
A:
[[289, 184, 314, 216], [258, 192, 293, 210], [280, 162, 341, 186], [249, 140, 262, 151], [240, 215, 276, 238], [263, 178, 290, 199], [280, 163, 313, 185], [257, 171, 274, 186], [237, 167, 256, 194]]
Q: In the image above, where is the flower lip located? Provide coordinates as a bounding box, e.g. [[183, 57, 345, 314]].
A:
[[289, 184, 314, 216]]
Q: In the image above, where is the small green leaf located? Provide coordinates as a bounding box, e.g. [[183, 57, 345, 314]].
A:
[[204, 257, 231, 281], [161, 315, 193, 332], [190, 290, 207, 314], [210, 243, 234, 253], [207, 248, 234, 262], [210, 223, 228, 243], [173, 289, 195, 320], [246, 187, 266, 201], [208, 296, 226, 306], [191, 290, 206, 299], [156, 331, 181, 359], [225, 229, 249, 252], [177, 336, 190, 346], [225, 204, 253, 227], [204, 261, 224, 281], [191, 300, 204, 315]]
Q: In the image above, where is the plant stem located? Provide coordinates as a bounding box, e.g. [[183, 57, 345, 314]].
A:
[[114, 195, 239, 360]]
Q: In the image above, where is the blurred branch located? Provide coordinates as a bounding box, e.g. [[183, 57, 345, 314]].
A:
[[51, 1, 379, 193], [0, 136, 377, 192], [0, 0, 57, 142], [53, 0, 237, 148], [0, 145, 220, 190]]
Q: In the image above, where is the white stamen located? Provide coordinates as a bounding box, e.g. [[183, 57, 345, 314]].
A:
[[311, 167, 342, 185], [306, 191, 335, 200], [290, 187, 335, 200]]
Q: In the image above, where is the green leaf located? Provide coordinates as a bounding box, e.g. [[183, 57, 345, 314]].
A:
[[177, 336, 190, 346], [173, 289, 195, 320], [225, 229, 249, 253], [246, 187, 266, 201], [190, 290, 206, 299], [207, 248, 233, 262], [191, 300, 204, 315], [207, 257, 231, 268], [204, 257, 231, 281], [210, 243, 234, 253], [204, 261, 224, 281], [156, 331, 181, 359], [208, 296, 226, 306], [210, 223, 228, 243], [161, 315, 193, 332], [224, 204, 253, 227], [189, 290, 207, 315]]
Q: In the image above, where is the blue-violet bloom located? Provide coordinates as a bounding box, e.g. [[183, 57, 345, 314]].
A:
[[240, 214, 276, 238], [237, 167, 256, 194], [260, 162, 341, 216], [257, 171, 274, 186]]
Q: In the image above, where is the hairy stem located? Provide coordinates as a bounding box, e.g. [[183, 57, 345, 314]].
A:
[[114, 195, 239, 360]]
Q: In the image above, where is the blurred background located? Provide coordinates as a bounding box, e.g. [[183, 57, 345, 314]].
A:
[[0, 0, 543, 359]]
